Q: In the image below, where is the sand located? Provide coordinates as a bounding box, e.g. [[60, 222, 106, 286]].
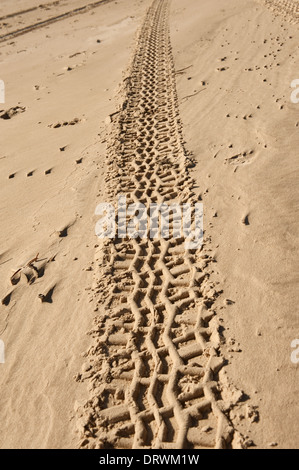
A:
[[0, 0, 298, 449]]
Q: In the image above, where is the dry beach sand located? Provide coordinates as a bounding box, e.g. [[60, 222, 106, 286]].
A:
[[0, 0, 298, 449]]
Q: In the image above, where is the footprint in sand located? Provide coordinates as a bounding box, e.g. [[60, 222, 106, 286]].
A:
[[225, 150, 255, 166], [48, 118, 81, 128], [0, 106, 26, 120]]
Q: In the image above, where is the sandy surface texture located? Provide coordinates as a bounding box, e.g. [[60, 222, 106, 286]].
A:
[[0, 0, 298, 449]]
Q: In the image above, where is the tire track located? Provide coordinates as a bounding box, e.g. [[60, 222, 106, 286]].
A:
[[257, 0, 299, 23], [0, 1, 61, 22], [75, 0, 242, 449], [0, 0, 114, 43]]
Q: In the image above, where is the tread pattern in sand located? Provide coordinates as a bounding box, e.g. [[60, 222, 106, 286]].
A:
[[76, 0, 236, 450], [258, 0, 299, 23]]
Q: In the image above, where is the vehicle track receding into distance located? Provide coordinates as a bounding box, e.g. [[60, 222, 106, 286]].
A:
[[258, 0, 299, 23], [0, 0, 114, 43], [0, 1, 61, 23], [75, 0, 245, 450]]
